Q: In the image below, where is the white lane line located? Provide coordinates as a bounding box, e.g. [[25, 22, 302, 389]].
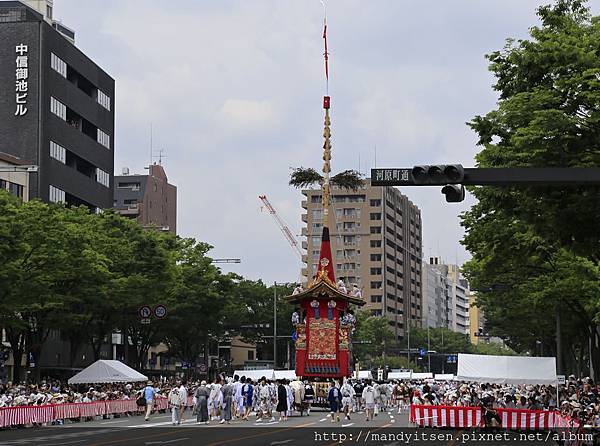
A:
[[253, 421, 279, 426], [342, 423, 354, 427], [145, 439, 189, 445], [319, 418, 327, 422], [45, 441, 86, 446], [270, 441, 294, 445]]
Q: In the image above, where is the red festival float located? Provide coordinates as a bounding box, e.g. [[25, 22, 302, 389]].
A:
[[286, 9, 365, 380]]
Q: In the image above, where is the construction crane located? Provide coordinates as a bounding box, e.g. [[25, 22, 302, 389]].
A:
[[212, 258, 241, 264], [259, 195, 303, 259]]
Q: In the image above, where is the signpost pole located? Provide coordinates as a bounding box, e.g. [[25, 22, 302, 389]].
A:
[[273, 282, 277, 370]]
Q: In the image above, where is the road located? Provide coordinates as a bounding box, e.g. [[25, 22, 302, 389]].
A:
[[0, 408, 566, 445], [0, 408, 408, 446]]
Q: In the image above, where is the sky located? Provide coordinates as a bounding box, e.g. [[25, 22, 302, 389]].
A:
[[55, 0, 600, 284]]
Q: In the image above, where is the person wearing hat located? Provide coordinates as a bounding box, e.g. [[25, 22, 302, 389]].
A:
[[143, 380, 156, 422]]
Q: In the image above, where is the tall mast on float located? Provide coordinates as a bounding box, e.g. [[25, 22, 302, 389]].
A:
[[314, 0, 337, 286]]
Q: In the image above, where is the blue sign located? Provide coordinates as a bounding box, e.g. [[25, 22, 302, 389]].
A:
[[419, 348, 426, 357], [291, 331, 298, 342], [446, 355, 458, 364]]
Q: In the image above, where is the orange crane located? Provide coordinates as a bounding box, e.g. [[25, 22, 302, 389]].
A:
[[259, 195, 303, 259]]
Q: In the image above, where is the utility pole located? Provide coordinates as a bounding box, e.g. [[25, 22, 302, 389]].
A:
[[427, 324, 431, 373], [556, 305, 562, 375], [407, 319, 410, 364], [273, 282, 277, 370]]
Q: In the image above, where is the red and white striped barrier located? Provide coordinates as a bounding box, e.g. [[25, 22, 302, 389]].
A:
[[0, 395, 191, 428], [411, 405, 482, 428], [411, 405, 561, 430]]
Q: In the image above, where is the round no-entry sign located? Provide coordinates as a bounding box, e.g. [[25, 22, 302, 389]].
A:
[[154, 305, 167, 319], [139, 305, 152, 319]]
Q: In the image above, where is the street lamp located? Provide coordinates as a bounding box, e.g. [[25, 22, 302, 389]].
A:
[[273, 282, 287, 369], [407, 316, 431, 372]]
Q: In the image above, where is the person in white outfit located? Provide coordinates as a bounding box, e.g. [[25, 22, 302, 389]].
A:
[[168, 385, 183, 426], [209, 377, 222, 420], [340, 379, 355, 421], [233, 375, 244, 419], [362, 380, 376, 421]]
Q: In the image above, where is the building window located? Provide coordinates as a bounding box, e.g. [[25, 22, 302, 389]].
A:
[[97, 89, 111, 111], [370, 226, 382, 234], [50, 97, 66, 120], [95, 168, 110, 187], [370, 240, 381, 248], [370, 281, 382, 289], [97, 129, 110, 149], [370, 212, 381, 220], [370, 199, 381, 207], [8, 182, 23, 198], [51, 53, 67, 78], [312, 209, 323, 220], [371, 309, 382, 316], [49, 141, 66, 163], [370, 254, 382, 261], [370, 295, 382, 303], [118, 182, 140, 190], [370, 267, 382, 275], [0, 179, 6, 190], [49, 185, 65, 203]]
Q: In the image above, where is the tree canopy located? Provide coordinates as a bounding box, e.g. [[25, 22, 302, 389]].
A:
[[462, 0, 600, 376], [0, 192, 295, 381]]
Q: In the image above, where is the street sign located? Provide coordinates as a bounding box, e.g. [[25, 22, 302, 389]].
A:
[[377, 368, 383, 380], [419, 348, 426, 357], [372, 168, 414, 186], [140, 318, 151, 325], [139, 305, 152, 319], [557, 375, 566, 385], [446, 354, 458, 363], [154, 305, 167, 319]]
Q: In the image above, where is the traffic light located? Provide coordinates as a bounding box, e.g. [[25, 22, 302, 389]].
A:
[[411, 165, 464, 185], [441, 184, 465, 202]]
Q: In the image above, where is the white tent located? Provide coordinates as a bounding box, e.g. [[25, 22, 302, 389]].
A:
[[456, 354, 557, 385], [411, 372, 434, 380], [233, 370, 275, 381], [68, 360, 147, 384], [273, 370, 297, 381], [434, 374, 455, 381], [387, 371, 412, 380], [356, 370, 372, 380]]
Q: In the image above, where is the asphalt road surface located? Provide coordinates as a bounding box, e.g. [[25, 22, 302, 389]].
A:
[[0, 408, 567, 446]]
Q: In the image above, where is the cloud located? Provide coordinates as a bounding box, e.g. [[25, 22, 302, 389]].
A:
[[54, 0, 600, 284], [219, 99, 276, 132]]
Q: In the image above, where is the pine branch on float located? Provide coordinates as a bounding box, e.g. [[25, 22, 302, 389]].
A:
[[289, 167, 323, 188], [330, 170, 364, 190]]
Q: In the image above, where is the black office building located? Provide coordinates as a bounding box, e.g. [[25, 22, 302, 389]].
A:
[[0, 1, 114, 210]]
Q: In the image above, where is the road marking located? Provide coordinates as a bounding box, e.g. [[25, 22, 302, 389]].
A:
[[45, 441, 86, 446], [97, 419, 131, 424], [253, 421, 279, 426], [270, 441, 294, 445], [341, 423, 354, 427], [88, 429, 184, 446], [145, 439, 189, 445], [319, 418, 327, 422]]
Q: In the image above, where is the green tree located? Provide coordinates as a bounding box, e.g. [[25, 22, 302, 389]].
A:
[[462, 0, 600, 375], [353, 311, 395, 363]]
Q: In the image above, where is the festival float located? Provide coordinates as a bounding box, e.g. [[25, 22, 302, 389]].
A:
[[286, 4, 366, 392]]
